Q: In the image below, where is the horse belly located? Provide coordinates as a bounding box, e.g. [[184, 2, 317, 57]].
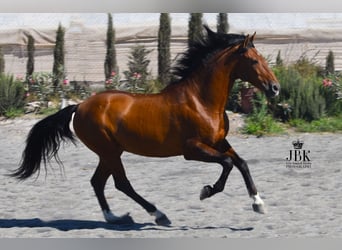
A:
[[114, 109, 183, 157], [116, 130, 183, 157]]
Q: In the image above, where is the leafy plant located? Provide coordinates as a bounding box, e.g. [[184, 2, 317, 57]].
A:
[[243, 92, 284, 136], [320, 73, 342, 116], [26, 72, 54, 105], [0, 74, 25, 116], [123, 44, 153, 93], [4, 107, 24, 118], [273, 62, 326, 121], [226, 80, 242, 112], [290, 116, 342, 133]]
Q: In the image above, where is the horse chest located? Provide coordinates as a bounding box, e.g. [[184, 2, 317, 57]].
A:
[[190, 112, 227, 144]]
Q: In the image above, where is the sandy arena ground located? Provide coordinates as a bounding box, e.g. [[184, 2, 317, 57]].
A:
[[0, 116, 341, 238]]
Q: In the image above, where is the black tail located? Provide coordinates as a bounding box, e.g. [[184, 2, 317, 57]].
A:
[[11, 104, 78, 180]]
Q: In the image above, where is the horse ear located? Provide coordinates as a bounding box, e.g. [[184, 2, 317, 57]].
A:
[[204, 25, 215, 39], [242, 34, 250, 48], [251, 32, 256, 42]]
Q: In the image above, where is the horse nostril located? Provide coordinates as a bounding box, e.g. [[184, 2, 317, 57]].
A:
[[272, 83, 280, 93]]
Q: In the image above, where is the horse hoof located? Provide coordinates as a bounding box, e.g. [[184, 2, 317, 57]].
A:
[[200, 185, 213, 200], [252, 203, 266, 214], [107, 213, 135, 225], [155, 214, 172, 226]]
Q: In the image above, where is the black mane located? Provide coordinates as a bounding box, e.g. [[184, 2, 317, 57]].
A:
[[170, 26, 248, 84]]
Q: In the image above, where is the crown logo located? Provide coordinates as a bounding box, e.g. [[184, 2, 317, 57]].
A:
[[292, 139, 304, 149]]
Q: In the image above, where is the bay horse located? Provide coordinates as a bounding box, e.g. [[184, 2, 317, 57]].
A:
[[11, 26, 280, 226]]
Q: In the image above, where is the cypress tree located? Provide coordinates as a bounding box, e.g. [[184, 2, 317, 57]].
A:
[[0, 46, 5, 74], [188, 13, 203, 47], [104, 13, 118, 81], [26, 35, 35, 79], [276, 50, 283, 67], [52, 23, 65, 90], [217, 13, 228, 33], [158, 13, 171, 86], [325, 50, 335, 75]]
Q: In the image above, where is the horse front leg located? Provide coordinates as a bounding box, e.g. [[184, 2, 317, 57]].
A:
[[184, 139, 266, 214], [183, 139, 234, 200], [224, 141, 266, 214]]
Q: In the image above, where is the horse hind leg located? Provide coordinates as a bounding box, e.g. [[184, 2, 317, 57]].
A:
[[91, 160, 134, 224], [111, 157, 171, 226]]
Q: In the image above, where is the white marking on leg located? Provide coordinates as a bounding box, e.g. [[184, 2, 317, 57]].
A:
[[252, 193, 264, 205], [103, 210, 120, 223], [149, 209, 171, 225], [251, 193, 266, 214]]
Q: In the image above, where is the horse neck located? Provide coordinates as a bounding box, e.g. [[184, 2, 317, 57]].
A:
[[184, 61, 237, 114]]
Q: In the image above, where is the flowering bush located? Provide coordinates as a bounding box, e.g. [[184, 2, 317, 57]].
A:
[[24, 72, 91, 111], [321, 73, 342, 116], [105, 70, 149, 93], [322, 78, 333, 87], [25, 72, 54, 106], [123, 71, 146, 93], [105, 71, 121, 90], [322, 74, 342, 99]]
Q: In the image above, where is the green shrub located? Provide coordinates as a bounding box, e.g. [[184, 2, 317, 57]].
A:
[[26, 72, 54, 105], [123, 45, 153, 93], [4, 107, 24, 118], [226, 80, 241, 112], [290, 116, 342, 133], [0, 74, 25, 116], [273, 63, 326, 121], [243, 92, 284, 136]]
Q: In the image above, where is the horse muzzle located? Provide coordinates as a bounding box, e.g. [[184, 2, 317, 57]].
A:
[[265, 82, 280, 98]]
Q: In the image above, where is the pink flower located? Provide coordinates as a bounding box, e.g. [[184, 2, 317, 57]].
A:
[[323, 78, 333, 87], [63, 78, 69, 85], [16, 75, 23, 81], [105, 78, 113, 85], [133, 72, 141, 79], [91, 92, 97, 96], [111, 71, 116, 77]]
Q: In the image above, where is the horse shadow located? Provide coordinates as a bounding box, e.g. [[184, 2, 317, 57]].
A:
[[0, 218, 254, 232], [0, 218, 153, 232]]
